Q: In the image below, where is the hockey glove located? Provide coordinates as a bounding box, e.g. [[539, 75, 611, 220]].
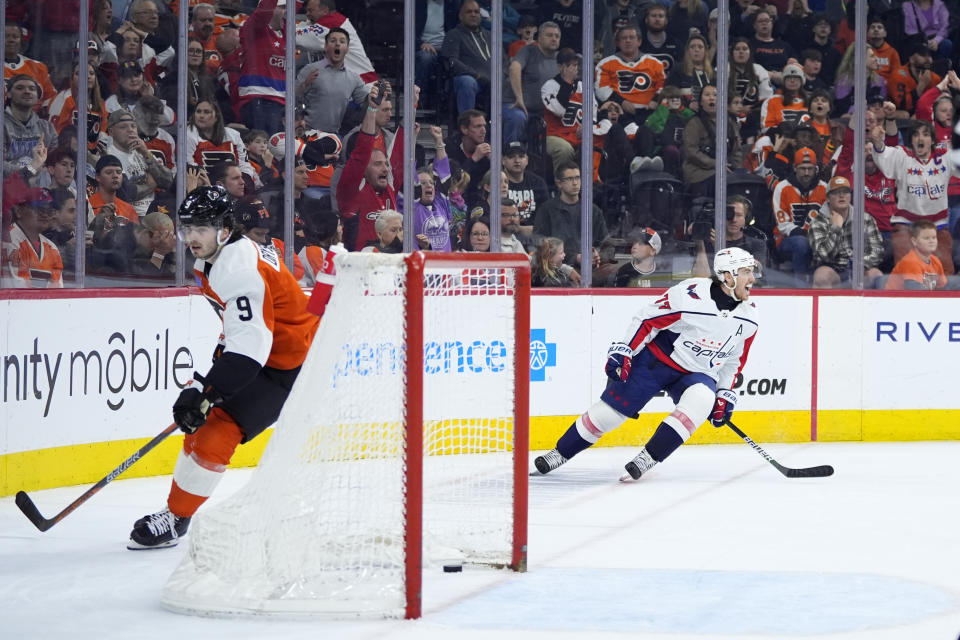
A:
[[172, 373, 216, 434], [710, 389, 738, 427], [605, 342, 633, 382]]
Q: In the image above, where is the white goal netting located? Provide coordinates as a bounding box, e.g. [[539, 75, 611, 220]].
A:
[[162, 252, 528, 618]]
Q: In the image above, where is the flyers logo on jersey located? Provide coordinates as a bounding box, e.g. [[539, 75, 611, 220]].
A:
[[616, 70, 652, 94]]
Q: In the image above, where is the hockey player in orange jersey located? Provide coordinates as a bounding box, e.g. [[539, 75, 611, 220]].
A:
[[128, 186, 319, 549]]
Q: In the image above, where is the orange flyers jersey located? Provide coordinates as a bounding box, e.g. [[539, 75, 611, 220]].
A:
[[4, 56, 56, 109], [193, 236, 318, 371], [759, 94, 807, 131], [305, 162, 334, 188], [595, 54, 665, 107], [47, 91, 109, 153], [269, 237, 305, 283], [771, 179, 827, 243], [191, 138, 242, 171], [88, 192, 139, 224], [3, 223, 63, 288]]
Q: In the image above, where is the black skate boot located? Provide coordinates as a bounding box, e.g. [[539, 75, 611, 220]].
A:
[[127, 507, 191, 550], [621, 448, 658, 481], [533, 449, 568, 475]]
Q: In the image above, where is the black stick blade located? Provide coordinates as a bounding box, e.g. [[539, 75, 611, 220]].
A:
[[781, 464, 835, 478], [15, 491, 53, 532]]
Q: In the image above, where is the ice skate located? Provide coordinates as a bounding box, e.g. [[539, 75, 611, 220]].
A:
[[127, 507, 191, 550], [620, 448, 657, 482], [532, 449, 568, 475]]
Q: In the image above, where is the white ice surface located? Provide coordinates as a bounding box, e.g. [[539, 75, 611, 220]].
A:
[[3, 441, 960, 640]]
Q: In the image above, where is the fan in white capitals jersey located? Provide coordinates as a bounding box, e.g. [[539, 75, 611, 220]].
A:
[[534, 247, 760, 481]]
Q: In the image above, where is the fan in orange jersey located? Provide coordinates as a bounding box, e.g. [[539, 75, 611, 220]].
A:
[[595, 25, 665, 123], [3, 25, 56, 111], [759, 64, 808, 133], [47, 62, 109, 153], [2, 187, 63, 288], [128, 186, 319, 549]]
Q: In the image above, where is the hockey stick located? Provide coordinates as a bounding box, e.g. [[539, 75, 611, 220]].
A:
[[725, 420, 834, 478], [15, 423, 180, 532]]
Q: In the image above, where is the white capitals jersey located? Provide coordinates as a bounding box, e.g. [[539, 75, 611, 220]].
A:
[[621, 278, 759, 389]]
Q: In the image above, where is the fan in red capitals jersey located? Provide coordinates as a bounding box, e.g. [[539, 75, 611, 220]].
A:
[[534, 247, 760, 482], [128, 186, 320, 549]]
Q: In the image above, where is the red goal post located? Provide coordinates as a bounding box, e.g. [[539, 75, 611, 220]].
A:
[[162, 251, 531, 620]]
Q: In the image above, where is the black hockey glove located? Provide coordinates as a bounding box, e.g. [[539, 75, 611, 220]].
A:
[[172, 373, 218, 434], [710, 389, 738, 427]]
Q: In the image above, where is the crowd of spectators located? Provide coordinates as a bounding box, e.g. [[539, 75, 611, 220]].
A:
[[3, 0, 960, 291]]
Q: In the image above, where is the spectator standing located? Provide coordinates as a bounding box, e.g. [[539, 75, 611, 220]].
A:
[[885, 220, 948, 289], [502, 21, 561, 143], [441, 0, 493, 115], [534, 161, 609, 269], [807, 175, 885, 288], [238, 0, 288, 134], [415, 0, 458, 91], [2, 188, 63, 288], [902, 0, 952, 62], [296, 27, 369, 136], [337, 83, 400, 251], [870, 120, 958, 274], [3, 75, 57, 178], [296, 0, 378, 85]]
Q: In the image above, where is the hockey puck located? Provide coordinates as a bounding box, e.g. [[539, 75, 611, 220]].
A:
[[442, 564, 463, 573]]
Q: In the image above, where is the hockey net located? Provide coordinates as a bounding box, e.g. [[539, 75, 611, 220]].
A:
[[162, 252, 530, 619]]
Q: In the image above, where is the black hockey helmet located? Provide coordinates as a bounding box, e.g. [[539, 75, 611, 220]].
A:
[[178, 185, 234, 228]]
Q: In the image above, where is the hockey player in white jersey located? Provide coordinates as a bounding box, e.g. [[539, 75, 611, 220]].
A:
[[534, 247, 760, 480]]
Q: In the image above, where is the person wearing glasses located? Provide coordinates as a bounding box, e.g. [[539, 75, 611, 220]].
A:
[[533, 161, 608, 269], [460, 215, 491, 252]]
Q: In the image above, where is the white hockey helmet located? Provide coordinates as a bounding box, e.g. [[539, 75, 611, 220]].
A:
[[714, 247, 759, 279]]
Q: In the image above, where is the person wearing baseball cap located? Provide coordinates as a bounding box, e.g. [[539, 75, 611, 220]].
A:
[[806, 174, 884, 288], [5, 187, 64, 288], [614, 227, 671, 288]]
